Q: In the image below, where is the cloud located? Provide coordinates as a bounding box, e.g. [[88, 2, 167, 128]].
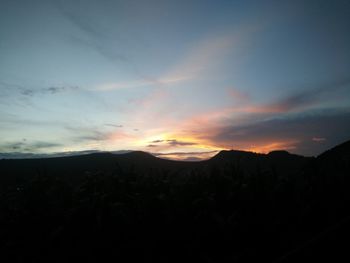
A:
[[69, 35, 128, 62], [56, 2, 128, 62], [204, 108, 350, 156], [105, 124, 123, 128], [94, 77, 186, 91], [151, 140, 164, 143], [238, 76, 350, 115], [19, 86, 79, 97], [0, 140, 62, 153], [166, 139, 197, 147], [65, 125, 138, 150], [153, 150, 218, 161], [0, 81, 80, 97], [65, 126, 109, 142], [176, 76, 350, 135], [46, 86, 79, 94], [147, 139, 197, 147]]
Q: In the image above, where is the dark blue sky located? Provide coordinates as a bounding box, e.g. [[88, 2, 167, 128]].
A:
[[0, 0, 350, 159]]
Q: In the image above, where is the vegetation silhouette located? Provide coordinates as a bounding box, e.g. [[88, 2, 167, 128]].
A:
[[0, 140, 350, 262]]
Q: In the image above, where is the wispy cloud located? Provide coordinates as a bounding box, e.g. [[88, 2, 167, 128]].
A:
[[202, 108, 350, 155], [56, 2, 128, 62], [237, 76, 350, 115], [20, 86, 79, 97], [150, 140, 164, 143], [93, 32, 239, 93], [0, 81, 79, 97], [161, 34, 236, 82], [94, 76, 188, 91], [176, 76, 350, 131], [141, 75, 350, 156], [0, 140, 62, 153], [65, 125, 110, 143], [105, 123, 123, 128], [166, 139, 197, 147]]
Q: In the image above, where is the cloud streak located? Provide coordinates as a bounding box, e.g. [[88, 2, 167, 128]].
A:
[[202, 108, 350, 156], [56, 1, 128, 62], [105, 124, 123, 128], [153, 150, 219, 161], [0, 140, 62, 153], [20, 86, 79, 97], [0, 81, 79, 97]]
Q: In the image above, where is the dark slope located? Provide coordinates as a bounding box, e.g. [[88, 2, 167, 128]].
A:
[[274, 140, 350, 262], [0, 151, 201, 188], [0, 148, 309, 188], [317, 139, 350, 159], [0, 140, 350, 263], [208, 149, 310, 177], [315, 139, 350, 177]]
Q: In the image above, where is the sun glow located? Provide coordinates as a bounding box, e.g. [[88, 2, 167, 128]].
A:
[[243, 140, 299, 154]]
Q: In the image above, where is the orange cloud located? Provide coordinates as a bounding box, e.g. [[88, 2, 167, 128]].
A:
[[154, 151, 219, 161]]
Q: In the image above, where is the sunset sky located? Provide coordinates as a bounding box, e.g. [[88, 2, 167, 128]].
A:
[[1, 0, 350, 160]]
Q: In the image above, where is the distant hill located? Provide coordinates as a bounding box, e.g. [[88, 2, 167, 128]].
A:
[[209, 149, 310, 177], [0, 141, 325, 188], [1, 139, 350, 263], [0, 149, 133, 159], [0, 147, 308, 180], [1, 141, 348, 181]]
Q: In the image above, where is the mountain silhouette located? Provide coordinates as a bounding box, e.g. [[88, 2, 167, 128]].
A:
[[0, 140, 350, 263], [0, 147, 309, 187]]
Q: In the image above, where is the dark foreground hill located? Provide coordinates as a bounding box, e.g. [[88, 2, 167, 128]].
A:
[[0, 141, 349, 262], [0, 149, 309, 187]]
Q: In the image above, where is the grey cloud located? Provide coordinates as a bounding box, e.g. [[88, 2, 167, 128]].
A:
[[30, 141, 62, 149], [20, 89, 35, 96], [46, 86, 79, 94], [148, 139, 197, 147], [210, 108, 350, 156], [151, 140, 164, 143], [20, 86, 79, 97], [65, 125, 109, 143], [0, 80, 79, 97], [0, 150, 103, 159], [105, 124, 123, 128], [268, 76, 350, 113], [0, 140, 62, 153], [166, 139, 197, 147]]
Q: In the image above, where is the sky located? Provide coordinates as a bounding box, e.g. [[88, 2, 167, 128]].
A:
[[1, 0, 350, 160]]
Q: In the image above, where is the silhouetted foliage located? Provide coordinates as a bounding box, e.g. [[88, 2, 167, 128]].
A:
[[0, 141, 350, 262]]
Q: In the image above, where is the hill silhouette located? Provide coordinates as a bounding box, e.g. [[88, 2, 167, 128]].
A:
[[0, 147, 309, 185], [0, 140, 349, 262]]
